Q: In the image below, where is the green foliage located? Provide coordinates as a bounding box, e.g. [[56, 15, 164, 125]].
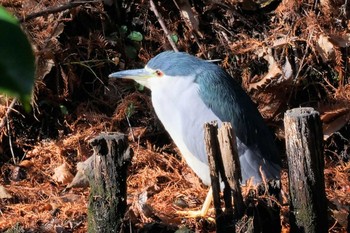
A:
[[0, 6, 35, 111], [171, 34, 179, 44], [116, 25, 143, 59], [127, 31, 143, 42], [136, 83, 145, 91], [60, 105, 68, 115], [119, 25, 128, 36], [126, 103, 135, 118]]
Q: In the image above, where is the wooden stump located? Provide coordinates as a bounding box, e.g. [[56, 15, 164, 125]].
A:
[[217, 122, 245, 218], [204, 121, 246, 232], [284, 108, 328, 233], [86, 133, 132, 233], [204, 122, 224, 220]]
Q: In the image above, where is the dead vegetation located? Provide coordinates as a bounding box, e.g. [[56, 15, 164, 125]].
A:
[[0, 0, 349, 232]]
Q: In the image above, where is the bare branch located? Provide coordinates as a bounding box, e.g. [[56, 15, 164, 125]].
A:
[[0, 98, 17, 130], [149, 0, 179, 52], [19, 0, 99, 23]]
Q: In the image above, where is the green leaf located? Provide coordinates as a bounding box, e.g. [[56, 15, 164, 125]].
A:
[[60, 105, 68, 115], [119, 25, 128, 35], [126, 103, 135, 118], [137, 83, 144, 91], [171, 34, 179, 43], [127, 31, 143, 42], [0, 6, 17, 23], [0, 6, 35, 111]]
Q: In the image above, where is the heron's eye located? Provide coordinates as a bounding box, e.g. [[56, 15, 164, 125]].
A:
[[155, 70, 163, 77]]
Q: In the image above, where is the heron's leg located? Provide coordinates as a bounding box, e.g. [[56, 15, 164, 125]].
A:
[[176, 187, 213, 218]]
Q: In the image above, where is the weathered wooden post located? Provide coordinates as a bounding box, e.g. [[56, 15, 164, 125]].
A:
[[204, 122, 225, 232], [284, 108, 328, 233], [217, 122, 245, 218], [86, 133, 132, 233], [205, 121, 245, 232]]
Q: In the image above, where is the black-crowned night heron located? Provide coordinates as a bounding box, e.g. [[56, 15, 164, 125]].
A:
[[110, 51, 281, 216]]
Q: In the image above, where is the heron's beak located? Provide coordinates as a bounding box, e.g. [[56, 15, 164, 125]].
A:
[[109, 68, 152, 87]]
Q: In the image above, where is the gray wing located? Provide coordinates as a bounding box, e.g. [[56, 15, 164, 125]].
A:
[[196, 67, 281, 181]]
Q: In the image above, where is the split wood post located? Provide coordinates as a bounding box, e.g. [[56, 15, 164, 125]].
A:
[[205, 121, 244, 232], [284, 108, 328, 233], [86, 133, 132, 233], [217, 122, 245, 218], [204, 122, 225, 230]]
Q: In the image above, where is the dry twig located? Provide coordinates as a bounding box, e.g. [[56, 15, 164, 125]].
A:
[[149, 0, 179, 52], [19, 0, 99, 23], [0, 98, 17, 130]]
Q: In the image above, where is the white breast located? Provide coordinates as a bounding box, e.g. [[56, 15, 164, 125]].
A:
[[150, 76, 220, 186]]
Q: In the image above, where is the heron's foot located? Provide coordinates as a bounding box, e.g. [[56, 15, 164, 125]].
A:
[[176, 209, 215, 223], [176, 187, 213, 218]]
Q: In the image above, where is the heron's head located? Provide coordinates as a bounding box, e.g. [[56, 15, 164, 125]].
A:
[[109, 51, 217, 89]]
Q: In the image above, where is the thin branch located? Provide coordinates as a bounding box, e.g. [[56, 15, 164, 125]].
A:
[[0, 98, 17, 130], [149, 0, 179, 52], [7, 114, 17, 165], [294, 28, 314, 80], [19, 0, 99, 23]]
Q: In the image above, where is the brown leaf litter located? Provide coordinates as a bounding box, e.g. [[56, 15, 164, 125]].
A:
[[1, 0, 350, 231]]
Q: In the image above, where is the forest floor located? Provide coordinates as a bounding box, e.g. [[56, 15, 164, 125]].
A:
[[0, 0, 349, 232]]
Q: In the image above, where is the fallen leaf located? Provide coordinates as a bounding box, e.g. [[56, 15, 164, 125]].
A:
[[19, 160, 34, 168], [317, 34, 335, 62], [0, 185, 12, 199], [52, 163, 74, 185], [66, 156, 94, 189]]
